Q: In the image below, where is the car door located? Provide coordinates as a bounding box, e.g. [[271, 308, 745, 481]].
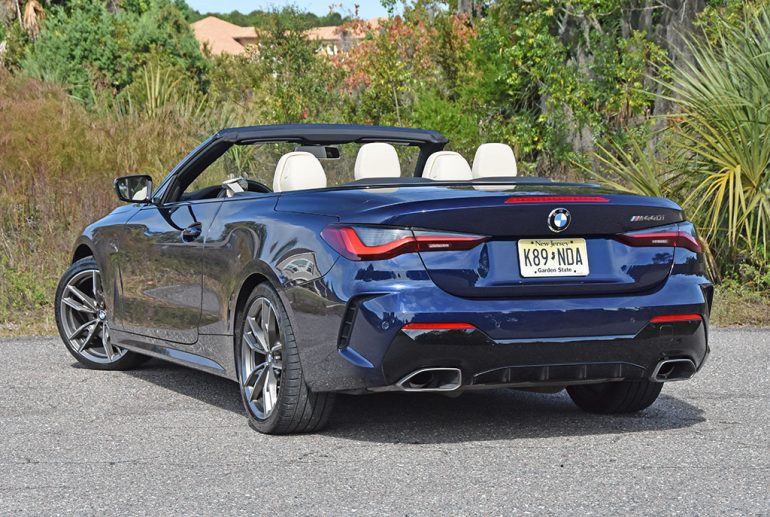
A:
[[112, 198, 222, 344]]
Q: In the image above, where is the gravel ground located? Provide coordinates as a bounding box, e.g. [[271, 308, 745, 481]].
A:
[[1, 329, 768, 515]]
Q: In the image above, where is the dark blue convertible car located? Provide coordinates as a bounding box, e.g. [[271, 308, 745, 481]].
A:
[[55, 124, 712, 434]]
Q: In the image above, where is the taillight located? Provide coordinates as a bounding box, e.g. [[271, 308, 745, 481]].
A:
[[616, 231, 702, 253], [650, 314, 702, 323], [320, 225, 488, 261], [402, 322, 476, 330]]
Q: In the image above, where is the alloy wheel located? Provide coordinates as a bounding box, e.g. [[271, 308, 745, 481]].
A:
[[59, 269, 125, 364], [240, 297, 283, 420]]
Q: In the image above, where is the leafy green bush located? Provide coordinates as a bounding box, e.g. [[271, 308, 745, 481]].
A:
[[250, 11, 344, 123], [470, 0, 668, 168], [22, 0, 206, 102]]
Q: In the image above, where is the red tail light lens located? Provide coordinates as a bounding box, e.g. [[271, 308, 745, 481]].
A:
[[650, 314, 702, 323], [505, 195, 610, 204], [320, 225, 488, 261], [616, 231, 702, 253], [402, 322, 476, 330]]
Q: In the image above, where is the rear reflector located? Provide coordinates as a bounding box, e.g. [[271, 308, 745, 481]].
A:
[[402, 322, 476, 330], [505, 195, 610, 204], [650, 314, 702, 323], [616, 231, 703, 253], [321, 225, 487, 261]]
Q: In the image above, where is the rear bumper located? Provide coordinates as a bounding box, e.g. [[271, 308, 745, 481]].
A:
[[379, 320, 707, 389], [289, 274, 712, 393]]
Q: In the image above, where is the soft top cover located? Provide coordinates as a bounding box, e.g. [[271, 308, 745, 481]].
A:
[[216, 124, 448, 146]]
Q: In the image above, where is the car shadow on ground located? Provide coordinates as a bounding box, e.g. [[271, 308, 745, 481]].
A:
[[114, 358, 706, 444]]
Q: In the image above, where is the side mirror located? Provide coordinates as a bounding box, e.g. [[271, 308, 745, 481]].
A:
[[114, 175, 153, 203]]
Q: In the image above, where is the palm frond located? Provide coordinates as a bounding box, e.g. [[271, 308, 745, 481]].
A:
[[666, 7, 770, 262]]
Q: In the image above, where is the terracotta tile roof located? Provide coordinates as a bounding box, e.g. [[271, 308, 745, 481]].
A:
[[304, 17, 384, 42], [191, 16, 386, 56], [191, 16, 257, 55]]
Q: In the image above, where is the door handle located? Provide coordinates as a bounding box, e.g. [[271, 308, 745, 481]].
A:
[[181, 223, 202, 242]]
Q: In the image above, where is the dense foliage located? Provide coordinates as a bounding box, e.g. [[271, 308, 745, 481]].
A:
[[186, 6, 348, 30], [0, 0, 768, 332], [18, 0, 208, 102]]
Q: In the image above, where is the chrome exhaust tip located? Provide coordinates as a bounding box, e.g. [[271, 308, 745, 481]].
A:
[[651, 358, 697, 382], [396, 367, 462, 392]]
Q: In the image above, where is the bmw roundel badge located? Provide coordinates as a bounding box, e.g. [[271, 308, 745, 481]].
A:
[[548, 208, 571, 233]]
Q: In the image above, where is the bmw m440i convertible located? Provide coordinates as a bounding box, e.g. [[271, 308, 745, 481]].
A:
[[56, 124, 712, 434]]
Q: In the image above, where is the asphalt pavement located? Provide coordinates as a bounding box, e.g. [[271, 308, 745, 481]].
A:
[[1, 330, 768, 515]]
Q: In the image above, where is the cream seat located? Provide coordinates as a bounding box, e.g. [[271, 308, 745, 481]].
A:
[[354, 143, 401, 180], [422, 151, 472, 181], [272, 152, 327, 192], [472, 143, 518, 178]]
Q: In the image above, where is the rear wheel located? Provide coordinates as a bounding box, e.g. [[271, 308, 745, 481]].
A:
[[567, 379, 663, 414], [236, 283, 335, 434], [55, 257, 148, 370]]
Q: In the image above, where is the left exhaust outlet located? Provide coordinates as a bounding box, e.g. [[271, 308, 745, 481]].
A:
[[396, 368, 462, 392], [650, 358, 697, 382]]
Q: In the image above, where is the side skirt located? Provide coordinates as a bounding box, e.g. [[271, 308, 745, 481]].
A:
[[111, 328, 237, 381]]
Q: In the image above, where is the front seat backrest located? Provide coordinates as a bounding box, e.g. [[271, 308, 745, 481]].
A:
[[472, 143, 518, 178], [354, 143, 401, 180], [422, 151, 473, 181], [273, 152, 327, 192]]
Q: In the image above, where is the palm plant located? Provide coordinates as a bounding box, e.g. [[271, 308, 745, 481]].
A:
[[667, 8, 770, 264], [576, 136, 676, 199], [120, 64, 207, 121]]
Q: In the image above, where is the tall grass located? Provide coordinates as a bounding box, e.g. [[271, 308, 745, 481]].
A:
[[0, 71, 206, 332]]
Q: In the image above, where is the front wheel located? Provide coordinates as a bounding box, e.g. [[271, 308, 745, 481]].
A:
[[567, 379, 663, 414], [236, 283, 335, 434], [55, 257, 148, 370]]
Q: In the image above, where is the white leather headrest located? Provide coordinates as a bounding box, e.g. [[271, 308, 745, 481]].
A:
[[422, 151, 472, 181], [354, 143, 401, 180], [472, 143, 517, 178], [273, 152, 327, 192]]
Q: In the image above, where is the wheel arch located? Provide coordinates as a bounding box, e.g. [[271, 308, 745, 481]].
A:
[[234, 272, 270, 329], [72, 243, 95, 263], [228, 262, 293, 335]]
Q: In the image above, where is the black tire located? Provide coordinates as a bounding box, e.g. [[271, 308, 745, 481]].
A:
[[567, 379, 663, 414], [55, 257, 149, 370], [236, 283, 335, 434]]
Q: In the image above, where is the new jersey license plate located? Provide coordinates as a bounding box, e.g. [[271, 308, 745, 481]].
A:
[[517, 238, 589, 277]]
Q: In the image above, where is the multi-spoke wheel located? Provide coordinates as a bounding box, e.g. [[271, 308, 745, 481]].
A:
[[55, 257, 147, 370], [237, 283, 335, 434], [241, 298, 283, 419]]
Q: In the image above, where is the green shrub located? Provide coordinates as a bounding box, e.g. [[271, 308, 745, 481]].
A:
[[22, 0, 206, 103], [665, 6, 770, 272]]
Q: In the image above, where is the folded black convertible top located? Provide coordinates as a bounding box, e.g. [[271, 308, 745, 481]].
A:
[[216, 123, 448, 146]]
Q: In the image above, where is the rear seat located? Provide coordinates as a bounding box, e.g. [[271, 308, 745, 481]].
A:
[[354, 143, 401, 179], [422, 151, 473, 180], [472, 143, 517, 178]]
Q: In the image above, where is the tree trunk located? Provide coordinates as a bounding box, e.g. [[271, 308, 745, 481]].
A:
[[651, 0, 706, 120], [456, 0, 473, 17]]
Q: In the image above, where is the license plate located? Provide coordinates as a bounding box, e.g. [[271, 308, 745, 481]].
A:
[[518, 238, 589, 277]]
